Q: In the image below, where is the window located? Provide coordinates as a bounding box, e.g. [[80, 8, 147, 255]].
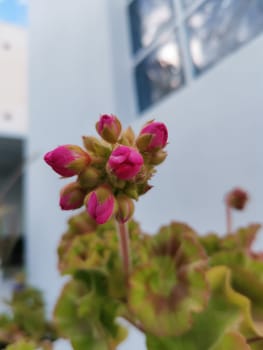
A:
[[186, 0, 263, 74], [127, 0, 263, 114], [135, 33, 185, 111]]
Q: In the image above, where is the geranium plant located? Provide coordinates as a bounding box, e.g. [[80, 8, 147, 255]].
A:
[[41, 115, 263, 349]]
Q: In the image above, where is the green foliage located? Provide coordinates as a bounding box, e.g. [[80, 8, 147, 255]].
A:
[[0, 285, 56, 349], [5, 340, 36, 350], [128, 222, 209, 337], [145, 265, 257, 350], [53, 277, 127, 350], [54, 208, 263, 350]]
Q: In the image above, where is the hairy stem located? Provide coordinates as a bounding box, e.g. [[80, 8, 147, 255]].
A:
[[247, 336, 263, 344], [116, 221, 131, 285], [226, 204, 232, 233]]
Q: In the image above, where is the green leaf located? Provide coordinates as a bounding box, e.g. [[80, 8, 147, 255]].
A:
[[145, 266, 255, 349], [10, 287, 46, 340], [128, 222, 209, 337], [211, 331, 251, 350], [146, 331, 251, 350], [5, 340, 36, 350], [53, 279, 127, 350]]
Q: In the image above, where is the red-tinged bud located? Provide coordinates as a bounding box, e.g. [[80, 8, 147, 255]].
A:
[[138, 121, 168, 151], [85, 186, 115, 224], [44, 145, 91, 177], [107, 145, 144, 181], [115, 194, 135, 223], [59, 182, 85, 210], [96, 114, 122, 143], [225, 187, 249, 210]]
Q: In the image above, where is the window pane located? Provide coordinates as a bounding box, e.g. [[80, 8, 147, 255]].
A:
[[181, 0, 198, 10], [128, 0, 175, 54], [186, 0, 263, 74], [135, 34, 185, 112]]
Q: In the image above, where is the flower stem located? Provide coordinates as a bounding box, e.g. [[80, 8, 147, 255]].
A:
[[116, 221, 131, 285], [226, 204, 232, 233], [247, 336, 263, 344]]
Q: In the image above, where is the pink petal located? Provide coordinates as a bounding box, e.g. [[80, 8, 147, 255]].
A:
[[87, 192, 98, 218]]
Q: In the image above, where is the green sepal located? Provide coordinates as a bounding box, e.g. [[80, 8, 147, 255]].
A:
[[82, 136, 111, 157]]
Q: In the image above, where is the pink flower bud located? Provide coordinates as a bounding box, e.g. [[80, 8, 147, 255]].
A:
[[85, 186, 115, 224], [96, 114, 122, 143], [44, 145, 91, 177], [59, 182, 85, 210], [225, 187, 249, 210], [139, 121, 168, 151], [107, 145, 143, 180]]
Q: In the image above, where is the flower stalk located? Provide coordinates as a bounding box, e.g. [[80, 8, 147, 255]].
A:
[[116, 221, 131, 286], [226, 204, 232, 233]]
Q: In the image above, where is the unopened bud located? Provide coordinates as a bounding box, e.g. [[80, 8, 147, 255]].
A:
[[115, 194, 134, 223], [107, 145, 144, 181], [136, 133, 153, 152], [60, 182, 85, 210], [96, 114, 122, 143], [150, 150, 167, 165], [44, 145, 91, 177], [225, 188, 249, 210], [85, 185, 115, 224], [138, 121, 168, 151], [78, 166, 102, 189]]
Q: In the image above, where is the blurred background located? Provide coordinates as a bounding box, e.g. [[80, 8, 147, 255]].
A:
[[0, 1, 263, 349]]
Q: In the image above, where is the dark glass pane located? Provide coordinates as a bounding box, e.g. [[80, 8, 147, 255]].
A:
[[186, 0, 263, 74], [128, 0, 175, 54], [135, 34, 185, 112]]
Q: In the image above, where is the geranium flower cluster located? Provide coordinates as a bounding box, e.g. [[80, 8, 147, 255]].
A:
[[44, 114, 168, 224]]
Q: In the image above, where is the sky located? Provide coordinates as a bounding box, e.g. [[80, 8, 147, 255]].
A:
[[0, 0, 27, 27]]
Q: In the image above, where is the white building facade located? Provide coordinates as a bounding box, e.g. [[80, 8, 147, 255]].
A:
[[27, 1, 263, 349]]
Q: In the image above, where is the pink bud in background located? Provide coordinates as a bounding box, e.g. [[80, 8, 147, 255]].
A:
[[139, 121, 168, 151], [96, 114, 122, 143], [59, 182, 85, 210], [225, 187, 249, 210], [108, 145, 143, 181], [85, 186, 115, 224], [44, 145, 91, 177]]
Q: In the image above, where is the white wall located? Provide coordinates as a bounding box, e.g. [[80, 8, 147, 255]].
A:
[[109, 1, 263, 242], [0, 22, 28, 137], [27, 0, 115, 312]]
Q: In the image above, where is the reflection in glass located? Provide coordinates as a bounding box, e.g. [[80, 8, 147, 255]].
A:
[[135, 35, 185, 112], [128, 0, 175, 54], [186, 0, 263, 74], [181, 0, 198, 10]]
